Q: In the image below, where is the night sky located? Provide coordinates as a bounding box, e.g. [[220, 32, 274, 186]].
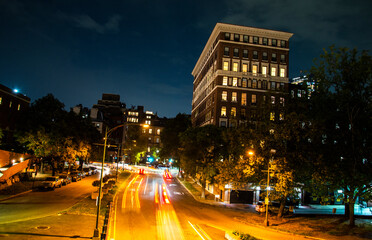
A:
[[1, 0, 371, 117]]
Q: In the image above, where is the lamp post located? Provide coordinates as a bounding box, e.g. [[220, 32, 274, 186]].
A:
[[264, 149, 276, 227], [93, 123, 149, 239]]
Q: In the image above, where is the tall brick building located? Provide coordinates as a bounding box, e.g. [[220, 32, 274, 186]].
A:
[[191, 23, 293, 127]]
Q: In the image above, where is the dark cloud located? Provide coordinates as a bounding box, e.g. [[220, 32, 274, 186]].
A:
[[72, 14, 122, 34]]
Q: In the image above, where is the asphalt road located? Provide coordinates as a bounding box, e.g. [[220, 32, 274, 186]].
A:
[[109, 170, 313, 240], [0, 174, 99, 224]]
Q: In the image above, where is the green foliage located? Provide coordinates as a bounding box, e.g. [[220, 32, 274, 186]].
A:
[[0, 128, 3, 144], [309, 46, 372, 226]]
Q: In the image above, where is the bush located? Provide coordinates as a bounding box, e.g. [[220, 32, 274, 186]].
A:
[[233, 231, 260, 240], [92, 180, 100, 187]]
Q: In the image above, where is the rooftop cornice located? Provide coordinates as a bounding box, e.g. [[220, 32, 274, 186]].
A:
[[192, 23, 293, 77]]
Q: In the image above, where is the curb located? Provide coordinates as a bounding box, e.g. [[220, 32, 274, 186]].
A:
[[0, 189, 32, 202]]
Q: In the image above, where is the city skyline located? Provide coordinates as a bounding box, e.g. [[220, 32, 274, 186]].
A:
[[1, 0, 371, 117]]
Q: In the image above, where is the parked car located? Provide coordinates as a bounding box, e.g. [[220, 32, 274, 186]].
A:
[[70, 171, 82, 182], [40, 176, 63, 190], [255, 201, 290, 214], [89, 166, 98, 174], [83, 168, 92, 176], [58, 174, 71, 185]]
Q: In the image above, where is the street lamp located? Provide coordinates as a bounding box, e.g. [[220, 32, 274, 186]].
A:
[[93, 122, 149, 239], [264, 149, 276, 227]]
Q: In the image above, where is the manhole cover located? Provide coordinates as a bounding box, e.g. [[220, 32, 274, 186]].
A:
[[35, 226, 50, 230]]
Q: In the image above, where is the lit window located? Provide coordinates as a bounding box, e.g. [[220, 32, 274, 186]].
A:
[[223, 61, 229, 71], [149, 129, 153, 134], [242, 78, 247, 87], [252, 65, 257, 76], [0, 97, 2, 104], [157, 129, 161, 135], [233, 62, 238, 72], [146, 115, 151, 119], [156, 137, 160, 143], [270, 112, 275, 121], [145, 120, 151, 125], [242, 63, 248, 72], [232, 92, 237, 102], [279, 113, 284, 120], [271, 96, 275, 104], [271, 67, 276, 76], [263, 38, 268, 45], [280, 68, 285, 77], [253, 36, 259, 44], [252, 79, 257, 88], [262, 66, 267, 76], [231, 107, 236, 117], [223, 77, 228, 86], [241, 93, 247, 106], [225, 33, 230, 40], [222, 91, 227, 101], [9, 101, 12, 108], [280, 97, 285, 106], [17, 104, 20, 111], [234, 34, 240, 41], [221, 107, 227, 117], [232, 78, 238, 86], [148, 137, 152, 142], [252, 94, 256, 104]]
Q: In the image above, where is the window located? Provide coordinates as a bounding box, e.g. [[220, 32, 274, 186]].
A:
[[221, 107, 227, 117], [243, 49, 248, 58], [223, 76, 228, 85], [241, 93, 247, 106], [258, 80, 262, 89], [231, 107, 236, 117], [157, 129, 161, 135], [149, 128, 153, 134], [233, 62, 238, 72], [17, 104, 20, 111], [241, 109, 246, 119], [279, 113, 284, 121], [262, 52, 268, 60], [234, 34, 240, 41], [270, 112, 275, 121], [223, 61, 229, 71], [252, 65, 258, 75], [280, 54, 286, 63], [272, 39, 277, 46], [280, 68, 285, 77], [232, 77, 238, 86], [262, 80, 267, 89], [233, 48, 239, 57], [222, 91, 227, 101], [242, 63, 248, 72], [220, 120, 227, 127], [224, 32, 230, 40], [271, 96, 275, 104], [297, 90, 302, 98], [253, 36, 259, 44], [280, 40, 286, 48], [271, 67, 276, 76], [280, 83, 284, 90], [263, 37, 268, 45], [271, 53, 277, 62], [9, 101, 12, 108], [271, 81, 276, 90], [242, 78, 247, 87], [0, 97, 2, 104], [232, 92, 237, 102], [252, 94, 257, 104], [252, 79, 257, 88], [224, 47, 230, 56], [156, 137, 160, 143], [280, 97, 285, 106], [146, 115, 151, 119], [243, 35, 249, 43], [262, 66, 267, 76], [253, 51, 258, 59]]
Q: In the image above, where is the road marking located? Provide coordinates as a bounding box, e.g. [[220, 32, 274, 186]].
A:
[[173, 192, 184, 195], [188, 221, 212, 240]]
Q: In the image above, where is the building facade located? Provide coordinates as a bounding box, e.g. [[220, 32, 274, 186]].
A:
[[191, 23, 293, 127]]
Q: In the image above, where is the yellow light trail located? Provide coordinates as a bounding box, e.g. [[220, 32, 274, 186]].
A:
[[122, 175, 139, 210], [135, 176, 144, 208]]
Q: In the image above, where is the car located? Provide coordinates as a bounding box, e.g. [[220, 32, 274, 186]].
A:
[[139, 169, 145, 175], [255, 201, 290, 214], [58, 174, 71, 185], [163, 169, 172, 180], [40, 176, 63, 190], [83, 168, 92, 176], [70, 171, 82, 182], [89, 166, 98, 174]]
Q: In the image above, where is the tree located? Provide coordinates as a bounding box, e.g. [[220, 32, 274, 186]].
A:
[[0, 128, 3, 145], [180, 125, 223, 199], [160, 113, 191, 166], [309, 46, 372, 226]]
